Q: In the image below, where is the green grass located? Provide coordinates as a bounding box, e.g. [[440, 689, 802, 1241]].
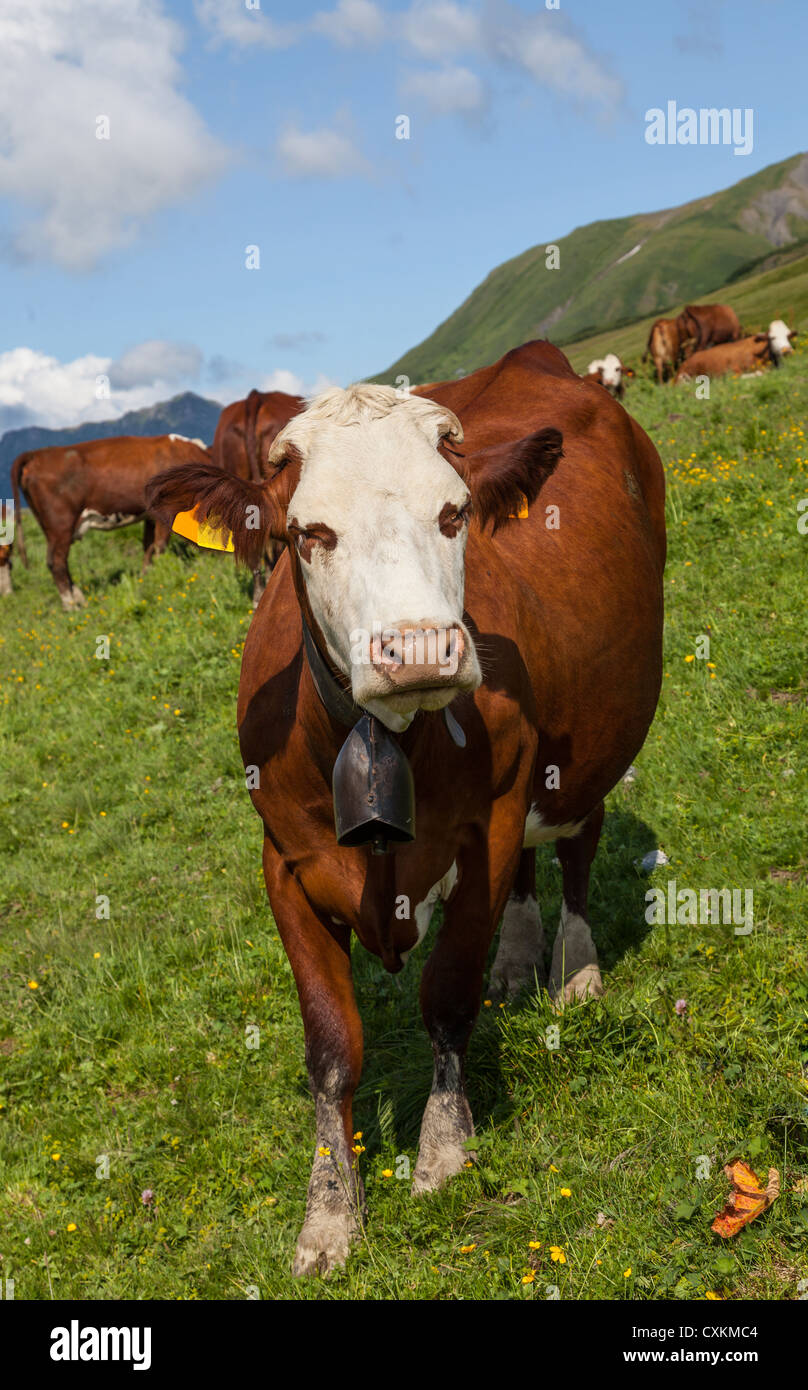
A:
[[374, 152, 808, 385], [1, 353, 807, 1300]]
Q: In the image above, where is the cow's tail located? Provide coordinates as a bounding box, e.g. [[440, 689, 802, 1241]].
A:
[[10, 452, 32, 566], [244, 389, 263, 483], [642, 326, 654, 363]]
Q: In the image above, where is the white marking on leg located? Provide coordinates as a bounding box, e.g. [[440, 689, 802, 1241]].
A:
[[523, 807, 585, 847], [401, 861, 458, 962]]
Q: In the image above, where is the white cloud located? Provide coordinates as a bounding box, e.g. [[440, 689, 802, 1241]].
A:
[[194, 0, 300, 48], [400, 64, 487, 115], [108, 340, 204, 390], [0, 345, 338, 433], [276, 125, 372, 179], [0, 346, 183, 431], [398, 1, 481, 59], [259, 369, 307, 397], [311, 0, 386, 47], [0, 0, 228, 270], [487, 5, 624, 113]]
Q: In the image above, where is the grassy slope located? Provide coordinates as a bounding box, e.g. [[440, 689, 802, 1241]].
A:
[[1, 356, 807, 1301], [376, 153, 808, 385], [563, 248, 808, 376]]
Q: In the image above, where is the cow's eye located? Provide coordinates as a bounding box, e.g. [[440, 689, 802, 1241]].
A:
[[439, 501, 470, 536], [288, 521, 337, 560]]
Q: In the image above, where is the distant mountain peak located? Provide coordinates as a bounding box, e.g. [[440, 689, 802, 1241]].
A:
[[0, 391, 224, 502]]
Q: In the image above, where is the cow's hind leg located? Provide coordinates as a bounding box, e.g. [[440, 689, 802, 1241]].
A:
[[488, 848, 546, 1001], [549, 803, 605, 1004], [48, 533, 84, 610], [265, 851, 364, 1276]]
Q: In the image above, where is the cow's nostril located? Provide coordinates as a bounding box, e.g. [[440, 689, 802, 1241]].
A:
[[369, 623, 464, 686]]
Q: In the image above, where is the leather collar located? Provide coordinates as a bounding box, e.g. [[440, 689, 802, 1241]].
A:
[[301, 617, 365, 727]]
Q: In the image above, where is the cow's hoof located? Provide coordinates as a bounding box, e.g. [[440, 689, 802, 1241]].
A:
[[488, 960, 544, 1003], [488, 897, 546, 1003], [291, 1212, 358, 1277], [412, 1089, 474, 1193], [412, 1141, 471, 1193], [550, 963, 604, 1008], [61, 587, 86, 611]]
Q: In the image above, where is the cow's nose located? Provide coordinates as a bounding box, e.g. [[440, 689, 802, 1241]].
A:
[[370, 622, 464, 688]]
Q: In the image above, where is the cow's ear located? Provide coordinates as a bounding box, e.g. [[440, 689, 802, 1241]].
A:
[[457, 427, 563, 533], [146, 463, 288, 567], [789, 329, 798, 339], [754, 333, 768, 342]]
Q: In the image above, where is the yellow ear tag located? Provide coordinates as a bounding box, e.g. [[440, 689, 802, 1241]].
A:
[[508, 492, 529, 520], [172, 508, 234, 552]]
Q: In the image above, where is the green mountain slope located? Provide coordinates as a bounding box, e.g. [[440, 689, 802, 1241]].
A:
[[375, 152, 808, 384], [563, 243, 808, 374]]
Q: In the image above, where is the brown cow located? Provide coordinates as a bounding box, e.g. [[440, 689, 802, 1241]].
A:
[[11, 433, 211, 610], [674, 320, 797, 382], [146, 340, 666, 1276], [211, 389, 304, 603], [677, 303, 742, 354], [211, 389, 304, 483], [0, 544, 11, 597], [643, 317, 691, 383]]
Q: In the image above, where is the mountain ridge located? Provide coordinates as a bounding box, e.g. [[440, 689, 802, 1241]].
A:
[[0, 391, 222, 503], [374, 151, 808, 384]]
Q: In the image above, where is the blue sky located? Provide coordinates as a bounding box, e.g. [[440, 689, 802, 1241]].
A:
[[0, 0, 805, 430]]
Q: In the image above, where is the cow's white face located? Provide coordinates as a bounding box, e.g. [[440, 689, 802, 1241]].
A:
[[273, 386, 482, 732], [601, 353, 623, 388], [768, 319, 795, 358]]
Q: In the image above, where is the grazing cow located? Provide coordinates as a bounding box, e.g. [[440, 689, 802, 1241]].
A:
[[642, 317, 692, 383], [674, 321, 797, 382], [11, 434, 210, 610], [583, 352, 624, 398], [0, 544, 11, 597], [677, 303, 742, 355], [147, 340, 666, 1276], [212, 389, 305, 603], [211, 389, 305, 483]]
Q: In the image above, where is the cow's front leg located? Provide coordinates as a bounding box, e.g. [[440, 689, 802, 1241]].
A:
[[265, 849, 363, 1276], [413, 825, 522, 1193]]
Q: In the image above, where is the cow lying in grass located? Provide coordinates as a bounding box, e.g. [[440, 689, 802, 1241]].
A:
[[674, 320, 797, 383]]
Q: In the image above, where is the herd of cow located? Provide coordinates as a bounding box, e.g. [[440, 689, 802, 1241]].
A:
[[582, 301, 796, 400], [0, 306, 787, 1275], [0, 303, 793, 613]]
